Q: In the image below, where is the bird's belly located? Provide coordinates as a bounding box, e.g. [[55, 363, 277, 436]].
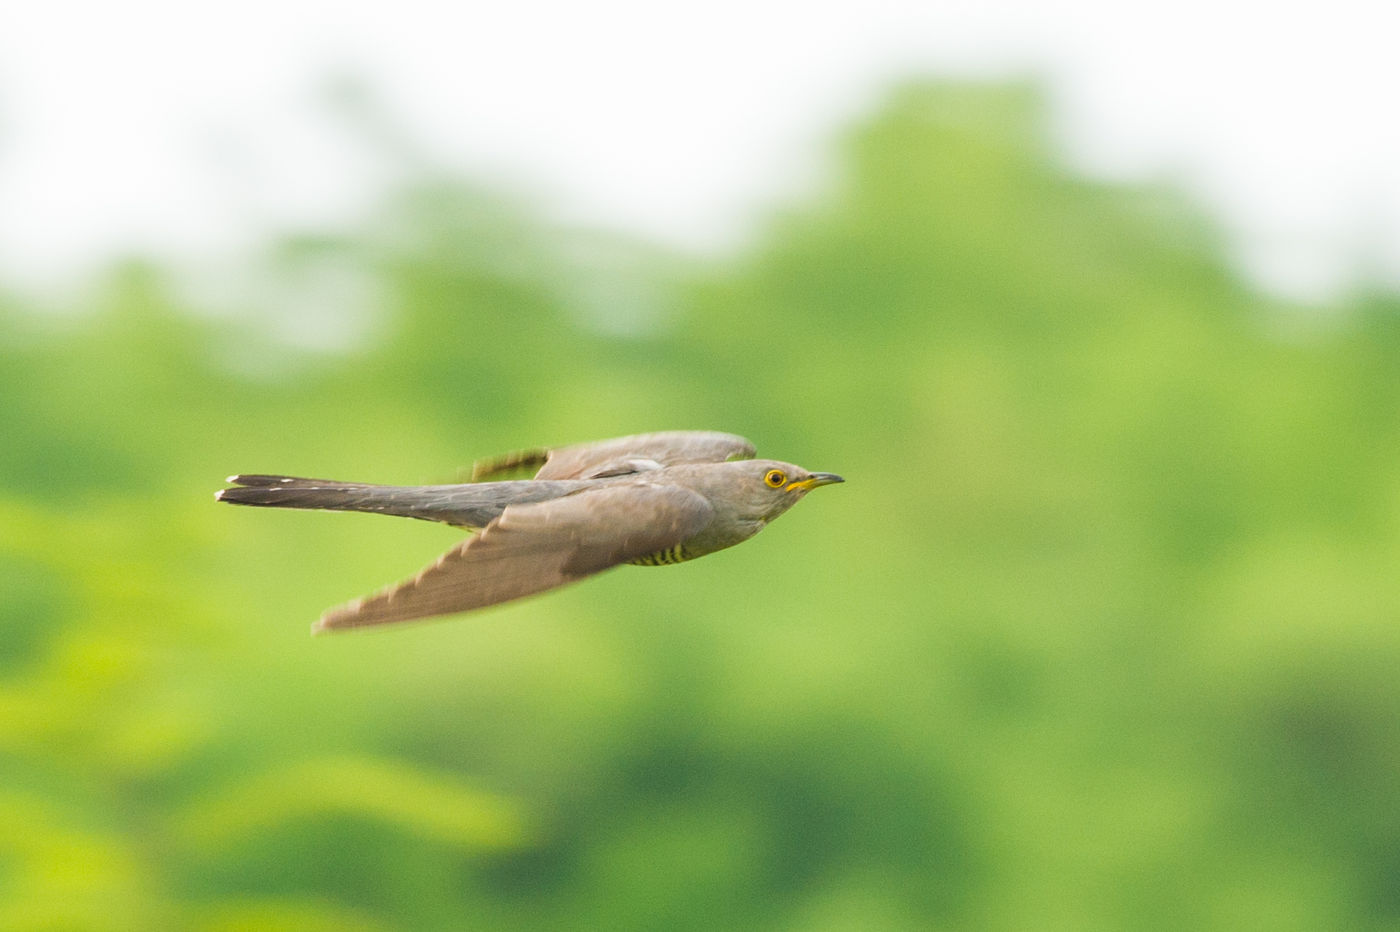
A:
[[627, 543, 692, 566], [627, 518, 763, 567]]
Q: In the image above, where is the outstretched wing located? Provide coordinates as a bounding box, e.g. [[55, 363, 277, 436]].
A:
[[471, 431, 755, 482], [315, 483, 713, 632], [533, 431, 755, 480]]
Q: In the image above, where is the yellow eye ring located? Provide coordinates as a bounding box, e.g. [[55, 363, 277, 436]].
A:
[[764, 469, 787, 488]]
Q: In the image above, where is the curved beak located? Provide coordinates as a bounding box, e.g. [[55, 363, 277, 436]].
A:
[[786, 472, 845, 493]]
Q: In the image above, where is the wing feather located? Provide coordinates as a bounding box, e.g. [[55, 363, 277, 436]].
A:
[[533, 431, 755, 480], [314, 483, 712, 632]]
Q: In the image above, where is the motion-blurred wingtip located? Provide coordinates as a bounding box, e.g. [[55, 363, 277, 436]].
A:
[[313, 604, 357, 635]]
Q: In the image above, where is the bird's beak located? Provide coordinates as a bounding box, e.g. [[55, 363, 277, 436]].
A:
[[786, 472, 845, 492]]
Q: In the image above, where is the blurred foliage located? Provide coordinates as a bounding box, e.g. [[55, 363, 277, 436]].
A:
[[3, 79, 1400, 930]]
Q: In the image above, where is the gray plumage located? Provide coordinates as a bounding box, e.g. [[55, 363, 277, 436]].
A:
[[216, 431, 842, 633]]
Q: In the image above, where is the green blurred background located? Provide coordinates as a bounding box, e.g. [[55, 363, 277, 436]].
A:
[[4, 80, 1400, 930]]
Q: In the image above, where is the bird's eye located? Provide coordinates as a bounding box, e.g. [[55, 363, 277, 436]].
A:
[[764, 469, 787, 488]]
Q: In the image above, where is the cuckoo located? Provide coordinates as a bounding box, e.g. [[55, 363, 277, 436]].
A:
[[216, 431, 843, 632]]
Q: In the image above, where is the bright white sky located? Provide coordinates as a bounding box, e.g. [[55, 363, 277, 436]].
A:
[[2, 1, 1398, 302]]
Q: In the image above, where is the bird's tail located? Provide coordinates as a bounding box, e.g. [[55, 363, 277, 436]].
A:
[[216, 474, 465, 525], [215, 473, 582, 529]]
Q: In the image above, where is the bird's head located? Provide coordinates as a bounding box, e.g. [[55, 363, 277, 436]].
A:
[[718, 458, 845, 522]]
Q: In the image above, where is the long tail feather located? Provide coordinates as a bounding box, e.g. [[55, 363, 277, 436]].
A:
[[218, 471, 437, 512], [215, 473, 587, 529]]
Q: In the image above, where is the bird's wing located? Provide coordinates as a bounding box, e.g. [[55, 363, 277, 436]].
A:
[[469, 431, 754, 482], [469, 448, 551, 481], [531, 431, 755, 480], [314, 483, 713, 632]]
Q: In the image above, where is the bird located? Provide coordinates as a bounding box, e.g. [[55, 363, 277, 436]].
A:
[[215, 431, 843, 633]]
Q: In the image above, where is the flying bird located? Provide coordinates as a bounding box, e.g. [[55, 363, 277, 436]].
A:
[[216, 431, 843, 633]]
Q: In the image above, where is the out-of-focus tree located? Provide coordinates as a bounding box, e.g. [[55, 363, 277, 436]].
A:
[[2, 80, 1398, 930]]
